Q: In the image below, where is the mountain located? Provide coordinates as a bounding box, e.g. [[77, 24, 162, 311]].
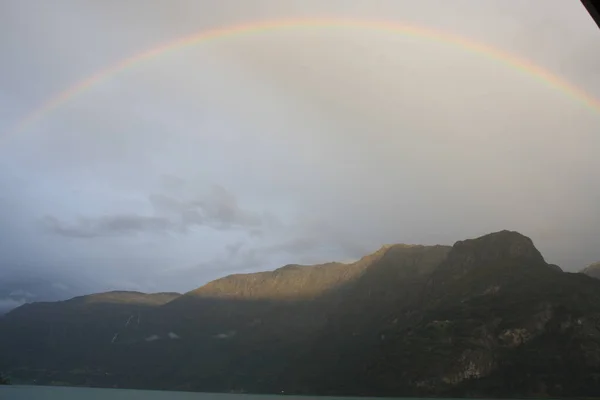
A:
[[582, 261, 600, 279], [0, 269, 93, 315], [1, 230, 600, 397]]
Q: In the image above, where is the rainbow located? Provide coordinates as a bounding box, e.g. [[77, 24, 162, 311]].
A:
[[6, 17, 600, 141]]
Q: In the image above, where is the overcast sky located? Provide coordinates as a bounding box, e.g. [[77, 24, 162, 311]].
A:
[[0, 0, 599, 295]]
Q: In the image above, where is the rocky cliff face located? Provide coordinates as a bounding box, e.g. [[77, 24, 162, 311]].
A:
[[428, 230, 549, 287], [287, 231, 600, 397], [450, 230, 546, 266]]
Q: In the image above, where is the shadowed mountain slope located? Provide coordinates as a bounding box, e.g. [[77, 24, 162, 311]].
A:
[[1, 231, 600, 397]]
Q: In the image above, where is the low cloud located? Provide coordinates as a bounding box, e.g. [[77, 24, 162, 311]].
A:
[[149, 184, 267, 231], [169, 226, 372, 285], [225, 241, 245, 257], [8, 289, 36, 298], [42, 185, 276, 239], [51, 282, 70, 291], [43, 215, 174, 238], [0, 297, 27, 314], [263, 235, 368, 260]]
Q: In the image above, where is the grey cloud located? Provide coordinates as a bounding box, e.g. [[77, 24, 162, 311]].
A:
[[8, 289, 36, 298], [238, 220, 371, 268], [267, 237, 319, 254], [262, 235, 367, 261], [159, 174, 187, 192], [151, 184, 279, 232], [160, 240, 275, 286], [42, 215, 175, 238], [149, 185, 266, 231], [1, 0, 599, 297], [0, 298, 27, 313], [43, 185, 277, 239], [170, 228, 372, 285], [51, 282, 70, 291], [226, 241, 245, 257], [264, 218, 374, 261]]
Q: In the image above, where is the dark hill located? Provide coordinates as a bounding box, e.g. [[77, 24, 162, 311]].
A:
[[1, 231, 600, 397]]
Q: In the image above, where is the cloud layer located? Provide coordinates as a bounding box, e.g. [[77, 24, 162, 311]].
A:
[[42, 185, 274, 238], [0, 0, 599, 296]]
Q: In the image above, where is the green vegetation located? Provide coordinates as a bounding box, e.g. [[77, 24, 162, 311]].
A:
[[1, 230, 600, 397]]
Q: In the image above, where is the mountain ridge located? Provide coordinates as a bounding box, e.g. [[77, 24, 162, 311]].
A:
[[2, 230, 600, 398]]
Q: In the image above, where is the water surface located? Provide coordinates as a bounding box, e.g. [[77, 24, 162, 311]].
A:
[[0, 386, 414, 400]]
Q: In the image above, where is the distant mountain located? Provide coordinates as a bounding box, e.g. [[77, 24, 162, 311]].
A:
[[1, 230, 600, 397], [582, 261, 600, 279], [0, 269, 93, 314]]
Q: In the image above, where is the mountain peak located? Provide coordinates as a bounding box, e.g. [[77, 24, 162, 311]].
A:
[[451, 230, 546, 265], [429, 231, 547, 284]]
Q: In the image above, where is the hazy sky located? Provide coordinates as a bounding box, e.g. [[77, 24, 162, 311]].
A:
[[1, 0, 599, 295]]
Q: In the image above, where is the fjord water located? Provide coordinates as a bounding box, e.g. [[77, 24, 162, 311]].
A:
[[0, 386, 262, 400], [1, 386, 423, 400]]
